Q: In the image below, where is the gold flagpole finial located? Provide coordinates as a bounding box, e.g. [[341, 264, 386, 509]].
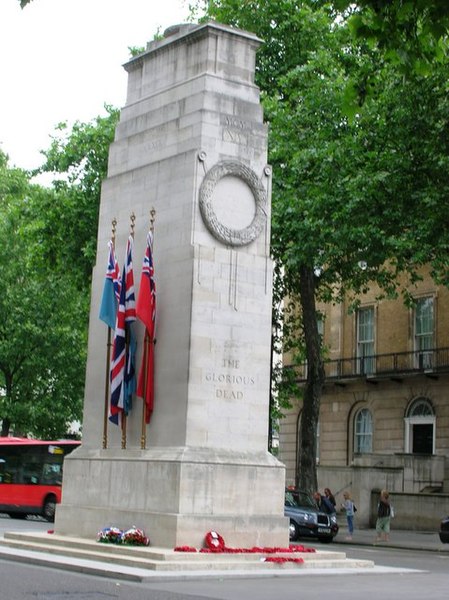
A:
[[111, 217, 117, 245], [130, 212, 136, 237]]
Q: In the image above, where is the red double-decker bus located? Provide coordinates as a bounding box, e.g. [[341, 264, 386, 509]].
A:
[[0, 437, 80, 522]]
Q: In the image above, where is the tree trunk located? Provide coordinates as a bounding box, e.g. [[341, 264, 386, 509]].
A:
[[1, 417, 11, 437], [297, 264, 325, 496], [1, 374, 13, 437]]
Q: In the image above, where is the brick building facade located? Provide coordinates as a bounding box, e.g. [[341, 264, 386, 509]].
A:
[[278, 269, 449, 523]]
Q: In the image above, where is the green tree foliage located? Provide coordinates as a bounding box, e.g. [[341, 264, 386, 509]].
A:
[[0, 106, 119, 438], [335, 0, 449, 73], [0, 152, 86, 437], [36, 106, 120, 285], [198, 0, 449, 493], [331, 1, 449, 111]]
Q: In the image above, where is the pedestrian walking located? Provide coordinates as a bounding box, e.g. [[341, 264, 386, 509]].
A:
[[324, 487, 336, 508], [341, 491, 356, 540], [375, 489, 391, 542], [313, 491, 336, 514]]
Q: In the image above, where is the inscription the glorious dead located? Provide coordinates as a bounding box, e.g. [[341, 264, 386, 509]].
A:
[[205, 358, 256, 401]]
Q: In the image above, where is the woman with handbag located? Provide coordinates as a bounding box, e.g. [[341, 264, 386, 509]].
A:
[[375, 489, 391, 542], [341, 491, 356, 540]]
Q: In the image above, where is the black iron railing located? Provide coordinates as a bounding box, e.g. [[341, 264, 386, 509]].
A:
[[293, 347, 449, 383]]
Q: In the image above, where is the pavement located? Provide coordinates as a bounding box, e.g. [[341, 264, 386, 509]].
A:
[[331, 527, 448, 553]]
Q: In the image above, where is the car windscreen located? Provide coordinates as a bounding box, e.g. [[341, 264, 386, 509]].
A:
[[285, 490, 316, 509]]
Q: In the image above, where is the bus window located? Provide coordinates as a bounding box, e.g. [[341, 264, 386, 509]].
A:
[[42, 463, 62, 485], [22, 459, 42, 484]]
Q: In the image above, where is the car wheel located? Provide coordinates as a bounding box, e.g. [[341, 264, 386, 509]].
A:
[[42, 495, 57, 522], [289, 520, 300, 542]]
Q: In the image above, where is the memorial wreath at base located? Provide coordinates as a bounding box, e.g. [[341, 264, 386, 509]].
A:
[[97, 526, 150, 546], [173, 530, 315, 563]]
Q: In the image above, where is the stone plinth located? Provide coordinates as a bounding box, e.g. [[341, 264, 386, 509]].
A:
[[55, 22, 287, 548]]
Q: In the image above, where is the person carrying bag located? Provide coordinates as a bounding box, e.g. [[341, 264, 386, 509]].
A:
[[375, 489, 392, 542]]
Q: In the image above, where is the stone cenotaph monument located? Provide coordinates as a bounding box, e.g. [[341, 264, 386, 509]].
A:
[[55, 22, 287, 548]]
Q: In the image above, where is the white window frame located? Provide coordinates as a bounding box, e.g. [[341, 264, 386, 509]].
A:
[[414, 297, 434, 369], [404, 398, 435, 454], [354, 408, 373, 454], [357, 307, 375, 375]]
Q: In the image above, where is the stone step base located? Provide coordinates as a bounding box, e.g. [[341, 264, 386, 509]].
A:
[[0, 531, 374, 579]]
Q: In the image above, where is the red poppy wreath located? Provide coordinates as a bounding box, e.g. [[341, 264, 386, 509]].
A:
[[204, 530, 226, 552]]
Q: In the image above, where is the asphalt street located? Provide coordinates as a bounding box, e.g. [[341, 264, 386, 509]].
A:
[[0, 547, 447, 600]]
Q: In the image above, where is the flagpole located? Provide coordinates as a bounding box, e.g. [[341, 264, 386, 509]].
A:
[[140, 331, 150, 449], [103, 218, 117, 449], [103, 328, 112, 449], [121, 213, 136, 450], [141, 208, 156, 449]]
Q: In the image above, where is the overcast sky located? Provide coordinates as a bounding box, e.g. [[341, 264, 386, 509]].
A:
[[0, 0, 191, 172]]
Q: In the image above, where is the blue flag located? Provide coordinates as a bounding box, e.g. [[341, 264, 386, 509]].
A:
[[99, 240, 121, 330]]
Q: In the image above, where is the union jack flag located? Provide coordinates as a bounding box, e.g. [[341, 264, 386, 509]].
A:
[[136, 231, 156, 423], [109, 236, 137, 425], [99, 240, 121, 330]]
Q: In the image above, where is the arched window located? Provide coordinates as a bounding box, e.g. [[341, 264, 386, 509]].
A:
[[405, 397, 435, 454], [354, 408, 373, 454], [408, 398, 433, 418]]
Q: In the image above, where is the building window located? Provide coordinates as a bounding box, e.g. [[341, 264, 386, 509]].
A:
[[357, 307, 375, 374], [414, 297, 434, 369], [404, 397, 435, 455], [354, 408, 373, 453]]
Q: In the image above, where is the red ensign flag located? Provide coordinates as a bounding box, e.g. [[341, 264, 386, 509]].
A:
[[136, 231, 156, 423]]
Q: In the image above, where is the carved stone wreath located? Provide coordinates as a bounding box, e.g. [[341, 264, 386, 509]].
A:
[[199, 160, 267, 247]]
